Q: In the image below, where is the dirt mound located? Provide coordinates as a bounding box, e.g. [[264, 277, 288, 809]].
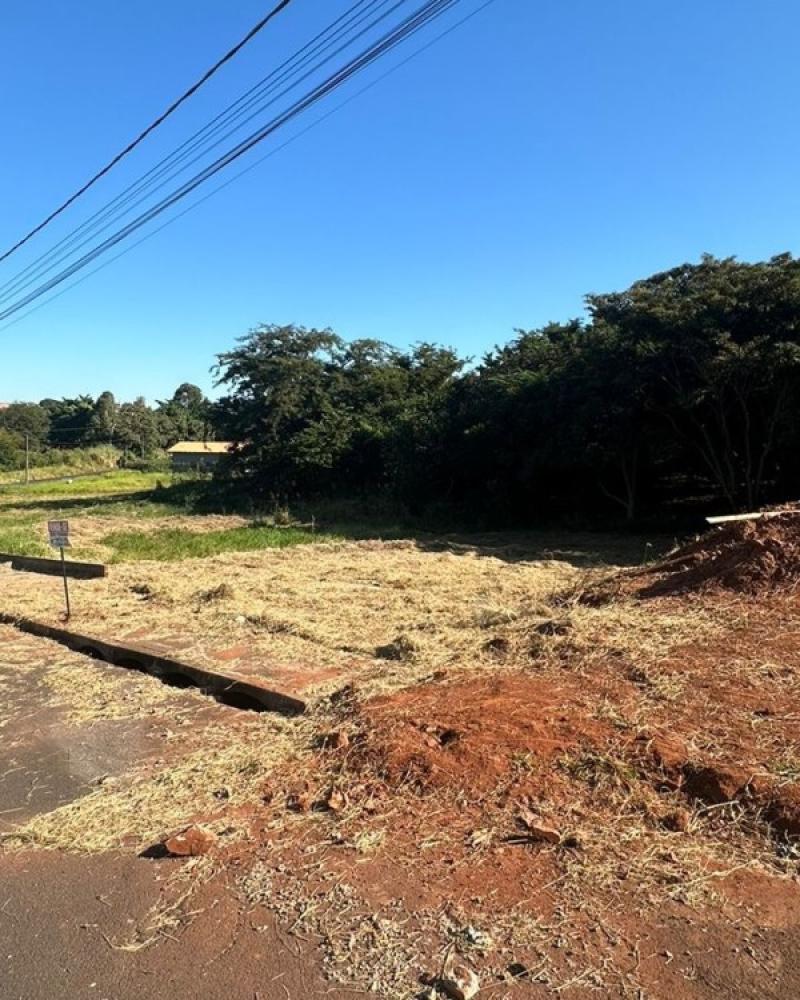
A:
[[343, 673, 615, 796], [329, 670, 800, 837], [588, 513, 800, 601]]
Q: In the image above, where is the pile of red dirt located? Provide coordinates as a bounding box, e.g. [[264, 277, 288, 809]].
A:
[[341, 672, 616, 797], [589, 513, 800, 600], [322, 671, 800, 838]]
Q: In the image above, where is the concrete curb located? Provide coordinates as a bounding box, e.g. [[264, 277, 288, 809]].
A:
[[2, 554, 107, 579], [0, 613, 306, 716]]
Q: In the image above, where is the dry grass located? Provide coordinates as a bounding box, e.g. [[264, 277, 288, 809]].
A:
[[0, 539, 730, 705], [0, 626, 313, 854], [7, 714, 312, 852]]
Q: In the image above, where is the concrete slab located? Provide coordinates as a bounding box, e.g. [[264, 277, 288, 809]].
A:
[[0, 614, 312, 715]]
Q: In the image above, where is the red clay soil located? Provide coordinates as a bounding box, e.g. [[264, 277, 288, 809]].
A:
[[348, 672, 619, 796], [357, 675, 800, 833], [235, 646, 800, 998], [587, 513, 800, 600]]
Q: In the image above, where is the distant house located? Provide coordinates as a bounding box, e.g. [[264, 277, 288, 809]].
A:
[[167, 441, 233, 471]]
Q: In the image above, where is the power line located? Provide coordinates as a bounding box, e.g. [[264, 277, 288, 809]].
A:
[[0, 0, 470, 324], [0, 0, 497, 329], [0, 0, 403, 306], [0, 0, 496, 336], [0, 0, 295, 265]]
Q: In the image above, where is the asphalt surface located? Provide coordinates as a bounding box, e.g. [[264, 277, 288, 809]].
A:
[[0, 627, 359, 1000]]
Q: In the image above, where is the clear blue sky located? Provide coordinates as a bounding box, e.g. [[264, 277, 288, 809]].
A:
[[2, 0, 799, 403]]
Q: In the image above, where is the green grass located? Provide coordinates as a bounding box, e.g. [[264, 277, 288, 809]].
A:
[[0, 526, 48, 557], [0, 470, 174, 499], [0, 447, 119, 486], [0, 470, 211, 561], [102, 524, 329, 562], [0, 469, 334, 565]]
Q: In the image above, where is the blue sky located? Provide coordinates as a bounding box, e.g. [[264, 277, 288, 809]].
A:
[[2, 0, 799, 403]]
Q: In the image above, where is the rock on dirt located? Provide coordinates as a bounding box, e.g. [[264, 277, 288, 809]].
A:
[[682, 763, 753, 804], [375, 634, 418, 661], [438, 963, 480, 1000], [324, 788, 349, 812], [516, 807, 561, 844], [164, 825, 216, 857]]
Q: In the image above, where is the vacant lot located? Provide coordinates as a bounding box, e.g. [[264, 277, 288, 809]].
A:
[[1, 477, 799, 998], [0, 471, 321, 562]]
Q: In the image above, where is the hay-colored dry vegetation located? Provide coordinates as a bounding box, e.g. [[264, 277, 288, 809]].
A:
[[3, 477, 800, 998], [0, 534, 715, 704]]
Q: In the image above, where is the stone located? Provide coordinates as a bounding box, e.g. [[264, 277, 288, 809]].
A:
[[164, 824, 216, 857], [325, 788, 348, 812], [682, 763, 752, 805], [464, 925, 493, 949], [517, 807, 561, 844], [438, 963, 479, 1000]]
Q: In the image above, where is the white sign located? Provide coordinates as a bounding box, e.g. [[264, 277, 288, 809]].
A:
[[48, 519, 71, 549]]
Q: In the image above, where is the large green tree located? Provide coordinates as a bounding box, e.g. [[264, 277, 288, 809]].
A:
[[587, 254, 800, 510], [156, 383, 211, 446], [0, 402, 50, 450]]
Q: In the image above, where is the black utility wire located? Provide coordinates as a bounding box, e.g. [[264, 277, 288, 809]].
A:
[[0, 0, 496, 335], [0, 0, 402, 305], [0, 0, 295, 265], [0, 0, 468, 324]]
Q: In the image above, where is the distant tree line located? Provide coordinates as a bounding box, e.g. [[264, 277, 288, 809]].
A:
[[0, 382, 213, 470], [213, 254, 800, 524]]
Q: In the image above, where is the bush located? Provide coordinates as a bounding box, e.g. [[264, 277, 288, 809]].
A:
[[0, 429, 21, 470]]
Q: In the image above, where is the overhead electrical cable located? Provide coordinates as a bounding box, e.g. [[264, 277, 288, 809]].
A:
[[0, 0, 406, 305], [0, 0, 494, 326], [0, 0, 400, 302], [0, 0, 295, 265]]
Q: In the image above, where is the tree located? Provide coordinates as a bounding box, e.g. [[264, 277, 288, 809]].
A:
[[0, 403, 50, 450], [40, 396, 95, 447], [214, 324, 348, 497], [89, 391, 118, 446], [587, 254, 800, 510], [0, 429, 20, 469], [116, 398, 160, 458], [156, 383, 210, 446]]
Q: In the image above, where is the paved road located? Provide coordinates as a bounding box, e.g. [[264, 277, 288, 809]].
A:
[[0, 627, 360, 1000]]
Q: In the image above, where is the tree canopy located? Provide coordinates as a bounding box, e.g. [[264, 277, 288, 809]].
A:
[[212, 255, 800, 523]]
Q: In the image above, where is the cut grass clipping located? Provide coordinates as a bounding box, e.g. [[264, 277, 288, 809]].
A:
[[103, 524, 324, 562]]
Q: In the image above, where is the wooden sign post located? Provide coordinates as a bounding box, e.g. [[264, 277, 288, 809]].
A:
[[47, 520, 71, 620]]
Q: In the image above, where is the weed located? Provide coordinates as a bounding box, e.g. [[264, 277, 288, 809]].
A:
[[102, 524, 325, 562], [559, 750, 640, 789]]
